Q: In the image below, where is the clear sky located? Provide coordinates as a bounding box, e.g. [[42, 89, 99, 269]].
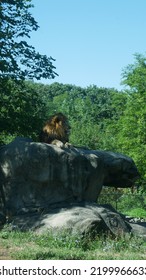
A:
[[30, 0, 146, 90]]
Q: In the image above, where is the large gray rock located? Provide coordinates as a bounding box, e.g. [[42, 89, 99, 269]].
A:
[[10, 203, 130, 236], [78, 149, 140, 188], [8, 203, 146, 239], [0, 137, 139, 215], [0, 137, 141, 237], [0, 138, 104, 215]]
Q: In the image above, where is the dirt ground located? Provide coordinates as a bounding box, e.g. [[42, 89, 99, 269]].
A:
[[0, 246, 12, 260]]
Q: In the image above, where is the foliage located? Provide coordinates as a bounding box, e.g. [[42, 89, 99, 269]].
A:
[[114, 54, 146, 187], [121, 53, 146, 93], [117, 190, 146, 213], [0, 79, 48, 142], [98, 187, 124, 209], [0, 0, 58, 142], [43, 83, 127, 149], [124, 208, 146, 218], [0, 0, 57, 80]]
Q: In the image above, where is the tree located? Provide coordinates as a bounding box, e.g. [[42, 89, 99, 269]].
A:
[[0, 79, 49, 143], [122, 53, 146, 93], [115, 54, 146, 187], [0, 0, 57, 80]]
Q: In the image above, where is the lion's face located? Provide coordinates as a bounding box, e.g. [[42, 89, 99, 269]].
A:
[[51, 113, 71, 141], [40, 113, 71, 144]]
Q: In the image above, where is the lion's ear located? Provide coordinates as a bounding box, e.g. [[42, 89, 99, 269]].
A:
[[52, 116, 62, 127], [52, 116, 60, 124]]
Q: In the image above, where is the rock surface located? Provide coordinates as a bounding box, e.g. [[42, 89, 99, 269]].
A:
[[8, 203, 146, 239], [10, 203, 130, 235], [0, 137, 142, 238]]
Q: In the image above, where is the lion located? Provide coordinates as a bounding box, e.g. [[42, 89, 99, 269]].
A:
[[39, 112, 71, 148]]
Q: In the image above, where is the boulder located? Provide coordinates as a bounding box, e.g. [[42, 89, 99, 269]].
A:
[[8, 203, 146, 239], [0, 137, 142, 237], [0, 137, 104, 215], [10, 203, 130, 236], [0, 137, 139, 214], [77, 149, 140, 188]]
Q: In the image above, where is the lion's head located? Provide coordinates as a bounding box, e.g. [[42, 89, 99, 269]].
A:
[[39, 112, 71, 144]]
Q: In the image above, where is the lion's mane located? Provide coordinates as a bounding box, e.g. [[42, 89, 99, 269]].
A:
[[39, 112, 71, 144]]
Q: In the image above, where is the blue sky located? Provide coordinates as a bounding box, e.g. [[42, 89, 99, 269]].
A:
[[30, 0, 146, 90]]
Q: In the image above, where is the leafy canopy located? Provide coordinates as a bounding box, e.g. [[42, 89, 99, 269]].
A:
[[115, 54, 146, 184], [0, 0, 58, 80]]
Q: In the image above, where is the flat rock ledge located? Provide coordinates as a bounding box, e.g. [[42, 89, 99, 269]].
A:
[[7, 203, 146, 240]]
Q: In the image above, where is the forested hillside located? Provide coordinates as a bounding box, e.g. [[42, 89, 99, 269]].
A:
[[0, 55, 146, 191]]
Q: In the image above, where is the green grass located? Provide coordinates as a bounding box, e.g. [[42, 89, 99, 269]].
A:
[[122, 208, 146, 218], [0, 226, 146, 260]]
